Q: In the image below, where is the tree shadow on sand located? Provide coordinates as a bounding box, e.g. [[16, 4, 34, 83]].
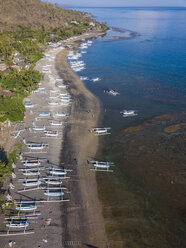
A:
[[0, 147, 8, 163]]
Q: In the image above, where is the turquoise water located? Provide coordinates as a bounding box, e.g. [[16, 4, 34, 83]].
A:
[[72, 7, 186, 131]]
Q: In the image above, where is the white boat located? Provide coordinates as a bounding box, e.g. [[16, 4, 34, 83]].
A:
[[15, 203, 37, 211], [92, 77, 100, 82], [39, 112, 51, 117], [23, 171, 40, 176], [23, 179, 41, 187], [44, 191, 64, 197], [121, 110, 138, 117], [6, 218, 29, 228], [49, 168, 67, 176], [48, 101, 58, 106], [50, 89, 59, 93], [23, 160, 41, 167], [60, 99, 71, 104], [91, 127, 111, 136], [50, 120, 63, 126], [56, 83, 66, 89], [24, 104, 35, 109], [44, 179, 63, 185], [106, 89, 120, 96], [44, 130, 58, 137], [14, 130, 22, 139], [90, 161, 115, 169], [49, 96, 58, 99], [55, 78, 63, 82], [54, 112, 67, 118], [27, 143, 45, 150], [59, 93, 69, 97], [60, 102, 70, 106], [32, 125, 45, 131], [88, 160, 115, 172], [80, 76, 88, 80]]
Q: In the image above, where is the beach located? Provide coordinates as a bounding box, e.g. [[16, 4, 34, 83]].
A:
[[0, 30, 108, 248], [56, 48, 108, 247]]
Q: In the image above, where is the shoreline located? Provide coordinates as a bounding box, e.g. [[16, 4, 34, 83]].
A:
[[56, 34, 108, 246]]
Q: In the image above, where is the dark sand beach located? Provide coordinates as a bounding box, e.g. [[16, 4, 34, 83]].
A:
[[56, 47, 108, 247]]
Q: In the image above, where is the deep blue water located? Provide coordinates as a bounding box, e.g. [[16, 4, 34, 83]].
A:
[[72, 7, 186, 129]]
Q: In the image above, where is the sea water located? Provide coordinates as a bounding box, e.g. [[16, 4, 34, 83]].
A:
[[66, 7, 186, 246], [74, 7, 186, 131]]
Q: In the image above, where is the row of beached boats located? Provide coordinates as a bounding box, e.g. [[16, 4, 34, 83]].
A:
[[1, 36, 118, 238], [0, 45, 74, 237]]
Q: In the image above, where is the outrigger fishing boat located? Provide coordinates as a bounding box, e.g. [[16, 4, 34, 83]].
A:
[[55, 78, 63, 82], [22, 159, 41, 167], [15, 203, 37, 211], [32, 123, 46, 131], [14, 130, 22, 139], [49, 95, 59, 100], [80, 76, 88, 80], [44, 178, 63, 185], [50, 89, 59, 93], [105, 89, 120, 96], [24, 104, 35, 109], [60, 97, 71, 102], [44, 130, 58, 137], [91, 77, 100, 82], [26, 142, 48, 150], [91, 127, 111, 136], [22, 170, 40, 176], [50, 120, 63, 126], [121, 110, 138, 117], [48, 101, 58, 106], [44, 190, 64, 197], [49, 168, 67, 176], [56, 83, 66, 89], [39, 112, 51, 117], [88, 160, 115, 172], [60, 101, 71, 106], [22, 179, 41, 187], [59, 93, 69, 97], [6, 218, 29, 228], [41, 183, 70, 202], [54, 112, 67, 118]]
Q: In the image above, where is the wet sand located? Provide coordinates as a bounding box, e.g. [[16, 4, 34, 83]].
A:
[[56, 47, 108, 247]]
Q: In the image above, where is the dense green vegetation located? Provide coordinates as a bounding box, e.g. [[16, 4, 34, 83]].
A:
[[0, 97, 25, 122], [0, 144, 22, 182], [0, 66, 41, 122], [1, 67, 41, 94]]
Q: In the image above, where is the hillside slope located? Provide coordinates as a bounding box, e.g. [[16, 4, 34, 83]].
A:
[[0, 0, 95, 31]]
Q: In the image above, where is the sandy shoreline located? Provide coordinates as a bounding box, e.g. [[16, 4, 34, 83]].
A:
[[1, 30, 108, 248], [56, 48, 108, 246]]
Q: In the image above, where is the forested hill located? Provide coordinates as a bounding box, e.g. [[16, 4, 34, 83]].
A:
[[0, 0, 96, 31], [0, 0, 103, 124]]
